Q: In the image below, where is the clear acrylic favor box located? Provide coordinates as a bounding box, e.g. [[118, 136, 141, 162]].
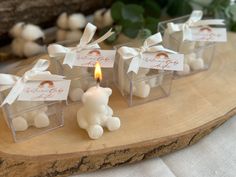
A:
[[49, 41, 113, 104], [114, 43, 173, 106], [158, 15, 216, 78], [0, 60, 64, 142]]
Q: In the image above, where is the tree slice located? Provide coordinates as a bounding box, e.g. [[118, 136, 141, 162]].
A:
[[0, 33, 236, 177]]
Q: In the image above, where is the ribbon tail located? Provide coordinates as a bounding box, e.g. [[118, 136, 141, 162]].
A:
[[79, 23, 97, 46], [47, 44, 69, 57], [1, 79, 25, 106], [31, 59, 50, 71], [63, 51, 77, 68], [90, 29, 114, 45], [183, 27, 192, 41], [127, 56, 141, 74]]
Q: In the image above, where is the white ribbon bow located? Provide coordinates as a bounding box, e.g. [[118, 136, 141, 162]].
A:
[[47, 23, 114, 68], [167, 10, 225, 41], [0, 59, 65, 106], [118, 32, 177, 74]]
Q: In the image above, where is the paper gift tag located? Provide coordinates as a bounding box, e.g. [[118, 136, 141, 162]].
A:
[[188, 27, 227, 42], [74, 50, 115, 68], [18, 80, 71, 101], [140, 52, 184, 71]]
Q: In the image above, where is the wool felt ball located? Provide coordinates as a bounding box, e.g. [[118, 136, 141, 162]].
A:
[[11, 38, 26, 57], [21, 24, 44, 41], [9, 22, 25, 38], [69, 88, 84, 102], [94, 8, 114, 29], [23, 41, 45, 57], [68, 13, 87, 30], [12, 116, 28, 131], [34, 112, 50, 128], [190, 58, 205, 70], [57, 12, 68, 30]]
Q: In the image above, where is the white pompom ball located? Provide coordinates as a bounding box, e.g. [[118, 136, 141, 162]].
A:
[[179, 42, 195, 53], [69, 88, 84, 102], [21, 24, 44, 41], [149, 77, 157, 87], [190, 58, 205, 71], [11, 38, 26, 57], [57, 12, 68, 29], [23, 41, 45, 57], [68, 13, 87, 30], [34, 112, 50, 128], [12, 117, 28, 131], [94, 9, 105, 28], [176, 63, 190, 76], [103, 9, 114, 27], [185, 53, 196, 64], [65, 30, 82, 41], [9, 22, 25, 38], [134, 82, 150, 98], [94, 8, 114, 29], [56, 29, 67, 41]]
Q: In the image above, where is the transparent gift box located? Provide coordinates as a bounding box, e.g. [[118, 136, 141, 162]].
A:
[[0, 60, 64, 142], [158, 15, 216, 78], [49, 44, 114, 104], [114, 42, 173, 106]]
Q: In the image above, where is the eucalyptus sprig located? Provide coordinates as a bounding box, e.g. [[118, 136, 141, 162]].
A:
[[101, 0, 236, 43]]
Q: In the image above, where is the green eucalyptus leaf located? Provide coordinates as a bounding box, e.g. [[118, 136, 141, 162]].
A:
[[121, 19, 143, 38], [122, 27, 140, 38], [98, 26, 113, 36], [226, 4, 236, 21], [120, 19, 143, 29], [137, 28, 152, 39], [143, 0, 161, 18], [230, 21, 236, 31], [105, 33, 118, 44], [121, 4, 144, 23], [114, 25, 122, 33], [167, 0, 192, 17], [111, 1, 124, 22], [145, 16, 159, 34]]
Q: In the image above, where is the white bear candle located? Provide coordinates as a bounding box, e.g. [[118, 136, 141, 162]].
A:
[[77, 62, 121, 139]]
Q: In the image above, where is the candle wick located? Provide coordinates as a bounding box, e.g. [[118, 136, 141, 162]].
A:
[[96, 78, 100, 87]]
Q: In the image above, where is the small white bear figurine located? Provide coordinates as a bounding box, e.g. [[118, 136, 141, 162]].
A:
[[11, 101, 49, 131], [93, 8, 114, 29], [77, 86, 120, 139]]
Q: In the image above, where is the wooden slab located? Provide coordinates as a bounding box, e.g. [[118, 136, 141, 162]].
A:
[[0, 33, 236, 177]]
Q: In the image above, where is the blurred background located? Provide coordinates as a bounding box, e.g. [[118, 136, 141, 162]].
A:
[[0, 0, 235, 61]]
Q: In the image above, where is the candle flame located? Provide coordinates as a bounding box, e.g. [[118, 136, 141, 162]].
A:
[[94, 61, 102, 83]]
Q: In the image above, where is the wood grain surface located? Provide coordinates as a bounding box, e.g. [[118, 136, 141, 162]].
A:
[[0, 33, 236, 177]]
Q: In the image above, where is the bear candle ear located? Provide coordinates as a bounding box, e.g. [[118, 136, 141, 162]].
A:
[[105, 88, 112, 96]]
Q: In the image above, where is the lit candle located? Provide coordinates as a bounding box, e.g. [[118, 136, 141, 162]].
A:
[[77, 62, 121, 139]]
